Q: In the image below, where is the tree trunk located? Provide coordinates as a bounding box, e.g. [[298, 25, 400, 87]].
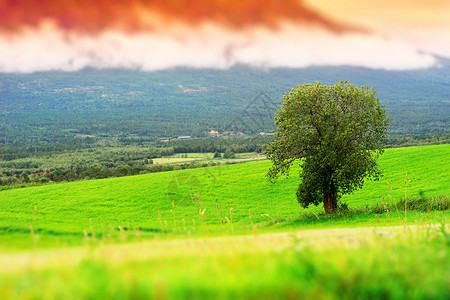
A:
[[323, 190, 338, 214]]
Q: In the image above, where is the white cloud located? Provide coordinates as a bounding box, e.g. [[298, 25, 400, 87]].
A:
[[0, 22, 437, 73]]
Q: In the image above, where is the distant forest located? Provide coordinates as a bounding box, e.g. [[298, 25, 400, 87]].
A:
[[1, 58, 449, 159]]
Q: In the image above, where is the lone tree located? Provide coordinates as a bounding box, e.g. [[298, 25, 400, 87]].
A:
[[266, 81, 389, 214]]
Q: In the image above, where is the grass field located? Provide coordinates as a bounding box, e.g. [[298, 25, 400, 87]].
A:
[[152, 152, 262, 164], [1, 144, 448, 246], [152, 156, 202, 164], [169, 153, 214, 158], [0, 144, 449, 299]]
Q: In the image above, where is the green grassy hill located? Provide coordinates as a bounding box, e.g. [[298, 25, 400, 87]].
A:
[[0, 144, 449, 299], [0, 144, 449, 249]]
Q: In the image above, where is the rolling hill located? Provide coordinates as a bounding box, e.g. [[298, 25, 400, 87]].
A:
[[0, 144, 448, 250]]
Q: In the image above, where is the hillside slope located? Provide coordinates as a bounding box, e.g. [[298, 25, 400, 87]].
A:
[[0, 144, 448, 246]]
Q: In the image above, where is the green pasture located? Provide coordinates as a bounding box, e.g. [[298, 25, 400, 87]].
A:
[[152, 152, 212, 164], [0, 144, 448, 250], [341, 144, 450, 207], [169, 153, 214, 158], [151, 156, 201, 164], [152, 152, 262, 164]]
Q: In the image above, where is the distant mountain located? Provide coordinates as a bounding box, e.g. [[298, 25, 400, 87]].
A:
[[0, 56, 449, 146]]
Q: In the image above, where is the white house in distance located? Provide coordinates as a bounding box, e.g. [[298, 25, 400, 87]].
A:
[[177, 136, 191, 140]]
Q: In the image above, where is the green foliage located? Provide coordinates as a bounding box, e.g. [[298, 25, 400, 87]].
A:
[[161, 135, 271, 154], [385, 132, 450, 148], [403, 195, 449, 211], [0, 146, 175, 186], [369, 196, 449, 214], [222, 148, 236, 159], [267, 81, 389, 214], [301, 196, 449, 219]]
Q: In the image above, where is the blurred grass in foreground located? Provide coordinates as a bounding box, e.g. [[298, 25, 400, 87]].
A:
[[0, 222, 448, 299]]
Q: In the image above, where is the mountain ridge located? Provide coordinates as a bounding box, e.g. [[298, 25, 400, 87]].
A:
[[1, 56, 449, 145]]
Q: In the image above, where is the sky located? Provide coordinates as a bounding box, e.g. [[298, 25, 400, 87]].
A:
[[0, 0, 448, 73]]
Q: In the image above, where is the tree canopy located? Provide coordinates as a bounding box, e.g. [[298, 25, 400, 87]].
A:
[[266, 81, 390, 214]]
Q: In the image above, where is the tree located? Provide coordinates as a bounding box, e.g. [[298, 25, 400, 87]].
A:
[[213, 151, 222, 158], [266, 81, 389, 214], [20, 171, 30, 183], [223, 149, 236, 159]]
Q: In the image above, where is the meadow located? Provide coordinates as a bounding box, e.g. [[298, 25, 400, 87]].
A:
[[151, 152, 260, 164], [0, 144, 449, 299]]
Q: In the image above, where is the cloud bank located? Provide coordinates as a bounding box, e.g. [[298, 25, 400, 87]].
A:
[[0, 0, 438, 73]]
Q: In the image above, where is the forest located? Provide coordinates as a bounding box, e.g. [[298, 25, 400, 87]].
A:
[[2, 60, 449, 144]]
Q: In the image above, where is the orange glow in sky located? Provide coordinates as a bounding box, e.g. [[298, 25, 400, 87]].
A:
[[0, 0, 360, 33], [0, 0, 447, 72]]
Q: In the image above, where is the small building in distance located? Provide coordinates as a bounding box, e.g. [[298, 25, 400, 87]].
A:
[[177, 136, 191, 140], [208, 130, 219, 136], [159, 137, 172, 142], [231, 131, 244, 136], [259, 132, 275, 136], [206, 130, 245, 137]]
